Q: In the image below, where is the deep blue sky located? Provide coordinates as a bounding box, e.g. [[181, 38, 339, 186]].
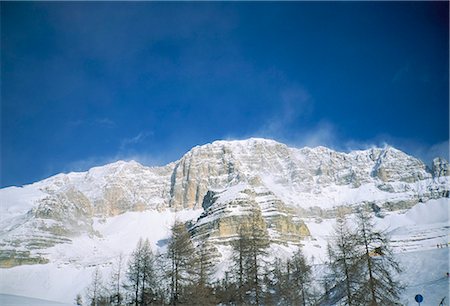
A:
[[1, 2, 449, 187]]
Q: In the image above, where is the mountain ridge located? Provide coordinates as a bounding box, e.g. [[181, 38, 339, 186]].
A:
[[0, 138, 448, 268], [1, 138, 447, 222], [3, 137, 442, 189], [0, 138, 449, 304]]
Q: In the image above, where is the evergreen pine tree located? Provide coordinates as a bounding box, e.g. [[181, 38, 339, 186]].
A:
[[166, 220, 198, 305], [289, 248, 312, 305], [247, 208, 270, 305], [215, 271, 238, 305], [86, 267, 106, 306], [230, 208, 270, 305], [108, 253, 124, 305], [268, 249, 313, 306], [326, 210, 402, 306], [231, 222, 252, 303], [353, 209, 402, 305], [266, 257, 290, 304], [125, 238, 158, 305], [185, 239, 218, 305], [326, 214, 360, 306], [196, 239, 216, 287]]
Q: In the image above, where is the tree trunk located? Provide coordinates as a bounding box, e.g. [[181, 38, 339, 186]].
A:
[[254, 252, 259, 305], [362, 222, 377, 305]]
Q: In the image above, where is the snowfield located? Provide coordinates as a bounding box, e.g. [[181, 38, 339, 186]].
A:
[[0, 209, 203, 303], [0, 198, 448, 304], [399, 248, 449, 305], [0, 294, 70, 305], [0, 139, 448, 304]]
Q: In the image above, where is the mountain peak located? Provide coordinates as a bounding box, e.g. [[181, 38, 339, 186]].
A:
[[202, 137, 283, 149], [0, 137, 448, 303], [100, 159, 143, 170]]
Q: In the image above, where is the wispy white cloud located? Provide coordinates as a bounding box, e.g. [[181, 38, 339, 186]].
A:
[[294, 121, 336, 148], [256, 85, 313, 139], [115, 153, 166, 167], [270, 111, 449, 165], [403, 139, 449, 164], [342, 136, 449, 165], [63, 133, 448, 175], [427, 140, 449, 160], [65, 156, 117, 173], [60, 131, 192, 174], [95, 117, 115, 128], [119, 131, 153, 151], [67, 117, 116, 129]]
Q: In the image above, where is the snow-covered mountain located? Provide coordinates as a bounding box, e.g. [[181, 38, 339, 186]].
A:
[[0, 138, 448, 303]]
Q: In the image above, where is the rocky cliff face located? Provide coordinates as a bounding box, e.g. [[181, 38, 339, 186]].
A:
[[432, 157, 449, 177], [168, 140, 441, 209], [190, 182, 310, 246], [0, 138, 448, 267]]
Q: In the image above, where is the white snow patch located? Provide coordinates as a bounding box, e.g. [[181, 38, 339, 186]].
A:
[[0, 185, 46, 222]]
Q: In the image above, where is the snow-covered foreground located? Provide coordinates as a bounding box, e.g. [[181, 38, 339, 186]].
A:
[[0, 199, 448, 304], [1, 249, 447, 305], [0, 294, 71, 306], [400, 248, 449, 305], [0, 209, 203, 304]]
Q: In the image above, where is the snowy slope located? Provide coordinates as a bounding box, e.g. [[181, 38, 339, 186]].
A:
[[0, 198, 447, 304], [0, 138, 448, 303], [0, 294, 70, 306], [399, 248, 449, 305], [0, 209, 203, 303]]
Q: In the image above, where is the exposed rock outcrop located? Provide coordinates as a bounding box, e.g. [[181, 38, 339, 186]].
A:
[[191, 183, 312, 246], [0, 138, 448, 267], [432, 157, 449, 178]]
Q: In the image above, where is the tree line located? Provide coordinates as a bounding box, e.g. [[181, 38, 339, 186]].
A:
[[77, 208, 402, 305]]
